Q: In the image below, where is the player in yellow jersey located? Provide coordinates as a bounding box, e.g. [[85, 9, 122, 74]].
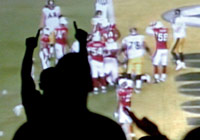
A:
[[171, 9, 187, 71], [121, 28, 151, 93]]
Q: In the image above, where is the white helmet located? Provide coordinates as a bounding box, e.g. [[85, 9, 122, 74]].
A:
[[154, 21, 164, 28], [59, 17, 68, 25], [118, 78, 133, 89]]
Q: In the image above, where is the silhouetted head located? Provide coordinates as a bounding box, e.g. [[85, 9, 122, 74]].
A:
[[183, 127, 200, 140], [39, 67, 57, 95], [55, 53, 93, 108]]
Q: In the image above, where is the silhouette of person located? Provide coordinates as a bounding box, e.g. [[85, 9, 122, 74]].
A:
[[183, 126, 200, 140], [13, 22, 126, 140], [12, 29, 58, 140], [51, 21, 127, 139], [124, 107, 169, 140]]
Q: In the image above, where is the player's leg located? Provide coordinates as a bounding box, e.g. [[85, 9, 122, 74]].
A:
[[55, 43, 64, 64], [104, 57, 113, 86], [134, 58, 143, 93], [171, 38, 185, 70], [90, 60, 101, 94], [119, 106, 135, 140], [178, 38, 186, 69], [111, 58, 119, 85], [171, 38, 180, 64], [152, 50, 161, 83], [39, 47, 50, 69], [127, 59, 135, 78], [95, 60, 107, 93], [160, 49, 168, 82]]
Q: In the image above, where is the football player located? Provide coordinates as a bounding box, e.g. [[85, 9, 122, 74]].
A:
[[54, 16, 68, 64], [39, 27, 52, 69], [115, 75, 135, 140], [170, 9, 187, 71], [95, 0, 115, 25], [146, 21, 168, 82], [121, 28, 151, 93], [70, 40, 80, 53], [40, 0, 61, 48], [91, 10, 109, 33], [102, 24, 120, 86], [87, 33, 107, 94]]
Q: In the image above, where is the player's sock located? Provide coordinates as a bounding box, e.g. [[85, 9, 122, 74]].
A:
[[92, 78, 100, 88], [93, 87, 99, 94], [179, 52, 184, 62], [171, 52, 179, 63], [154, 73, 160, 83], [99, 76, 107, 87], [135, 79, 142, 94]]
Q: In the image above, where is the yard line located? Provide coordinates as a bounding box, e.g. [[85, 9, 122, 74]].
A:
[[179, 88, 200, 92]]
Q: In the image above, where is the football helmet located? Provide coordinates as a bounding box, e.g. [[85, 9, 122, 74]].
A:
[[154, 21, 164, 28], [59, 17, 68, 25]]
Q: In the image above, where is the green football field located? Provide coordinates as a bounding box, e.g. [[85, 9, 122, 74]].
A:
[[0, 0, 118, 140], [2, 0, 200, 140]]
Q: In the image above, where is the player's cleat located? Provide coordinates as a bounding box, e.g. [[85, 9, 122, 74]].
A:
[[160, 78, 166, 82], [175, 60, 183, 71], [141, 74, 151, 83], [160, 74, 166, 82], [182, 62, 186, 69], [153, 78, 160, 84], [93, 87, 99, 95], [101, 86, 107, 93]]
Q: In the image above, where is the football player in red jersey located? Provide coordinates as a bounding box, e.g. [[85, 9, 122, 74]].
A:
[[146, 21, 168, 83], [87, 33, 107, 94], [54, 16, 69, 64], [115, 75, 135, 140], [39, 27, 52, 69], [101, 24, 120, 86]]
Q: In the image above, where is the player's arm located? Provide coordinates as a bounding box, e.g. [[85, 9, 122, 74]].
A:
[[144, 41, 151, 56], [146, 26, 154, 35], [39, 10, 46, 29], [114, 27, 121, 40], [21, 30, 41, 108], [123, 107, 168, 139], [117, 44, 128, 64], [74, 21, 93, 92]]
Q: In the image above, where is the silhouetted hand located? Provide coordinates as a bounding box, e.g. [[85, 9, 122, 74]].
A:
[[73, 21, 88, 42], [123, 107, 161, 136], [25, 29, 41, 49]]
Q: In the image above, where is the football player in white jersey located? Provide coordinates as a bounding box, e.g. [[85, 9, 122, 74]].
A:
[[54, 16, 68, 64], [91, 10, 109, 33], [121, 28, 151, 93], [95, 0, 115, 25], [171, 9, 187, 71], [40, 0, 61, 47]]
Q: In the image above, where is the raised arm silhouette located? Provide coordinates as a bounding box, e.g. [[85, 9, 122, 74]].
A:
[[13, 22, 126, 140]]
